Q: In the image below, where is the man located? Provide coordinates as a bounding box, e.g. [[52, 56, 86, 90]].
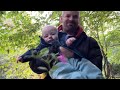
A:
[[42, 11, 103, 79], [57, 11, 103, 71]]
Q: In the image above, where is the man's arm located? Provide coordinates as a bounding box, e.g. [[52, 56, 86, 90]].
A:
[[88, 37, 103, 71]]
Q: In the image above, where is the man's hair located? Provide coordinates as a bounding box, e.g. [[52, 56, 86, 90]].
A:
[[61, 11, 80, 16]]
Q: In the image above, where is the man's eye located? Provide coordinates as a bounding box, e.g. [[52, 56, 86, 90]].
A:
[[73, 15, 78, 19], [66, 15, 70, 18]]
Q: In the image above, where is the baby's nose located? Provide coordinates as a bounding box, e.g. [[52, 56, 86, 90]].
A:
[[48, 35, 51, 38]]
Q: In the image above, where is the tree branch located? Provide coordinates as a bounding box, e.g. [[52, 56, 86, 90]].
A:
[[109, 44, 120, 47]]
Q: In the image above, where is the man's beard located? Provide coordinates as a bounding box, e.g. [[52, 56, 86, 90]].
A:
[[63, 25, 78, 35]]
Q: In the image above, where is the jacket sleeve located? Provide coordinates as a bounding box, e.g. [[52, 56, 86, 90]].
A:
[[88, 37, 103, 71], [20, 37, 48, 63]]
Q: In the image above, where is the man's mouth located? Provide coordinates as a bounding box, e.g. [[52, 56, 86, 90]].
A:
[[67, 22, 75, 27], [68, 23, 74, 26]]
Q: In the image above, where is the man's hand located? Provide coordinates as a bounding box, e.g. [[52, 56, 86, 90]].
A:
[[66, 37, 76, 46], [59, 46, 74, 58]]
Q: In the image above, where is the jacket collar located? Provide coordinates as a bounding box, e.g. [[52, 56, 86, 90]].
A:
[[39, 36, 51, 47], [58, 24, 84, 38]]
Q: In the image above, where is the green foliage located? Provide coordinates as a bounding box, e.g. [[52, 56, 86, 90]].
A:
[[80, 11, 120, 78], [0, 11, 120, 79], [0, 11, 45, 79]]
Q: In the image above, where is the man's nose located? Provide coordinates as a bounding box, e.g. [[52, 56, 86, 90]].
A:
[[69, 16, 74, 21]]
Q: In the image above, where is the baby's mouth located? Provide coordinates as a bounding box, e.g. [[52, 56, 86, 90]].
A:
[[48, 40, 54, 44]]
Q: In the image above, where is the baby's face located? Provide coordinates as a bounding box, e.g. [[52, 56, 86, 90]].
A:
[[42, 28, 58, 44]]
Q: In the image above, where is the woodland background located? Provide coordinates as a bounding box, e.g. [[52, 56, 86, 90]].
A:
[[0, 11, 120, 79]]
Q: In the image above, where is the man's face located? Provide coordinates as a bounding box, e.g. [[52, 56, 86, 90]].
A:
[[42, 28, 58, 44], [60, 11, 80, 34]]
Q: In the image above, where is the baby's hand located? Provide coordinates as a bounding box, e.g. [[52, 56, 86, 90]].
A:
[[16, 56, 23, 63], [66, 37, 76, 46]]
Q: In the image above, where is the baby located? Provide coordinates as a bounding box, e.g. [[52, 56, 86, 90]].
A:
[[17, 25, 59, 79]]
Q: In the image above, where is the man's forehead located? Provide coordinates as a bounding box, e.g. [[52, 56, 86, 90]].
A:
[[62, 11, 79, 16]]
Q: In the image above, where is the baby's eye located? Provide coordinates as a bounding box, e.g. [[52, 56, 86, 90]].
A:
[[51, 33, 55, 35], [44, 35, 48, 38], [51, 32, 56, 35]]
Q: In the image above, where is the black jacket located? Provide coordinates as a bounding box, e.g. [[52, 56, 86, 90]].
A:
[[20, 36, 59, 78], [21, 36, 60, 62], [58, 31, 103, 71], [20, 31, 102, 79], [21, 37, 51, 62]]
